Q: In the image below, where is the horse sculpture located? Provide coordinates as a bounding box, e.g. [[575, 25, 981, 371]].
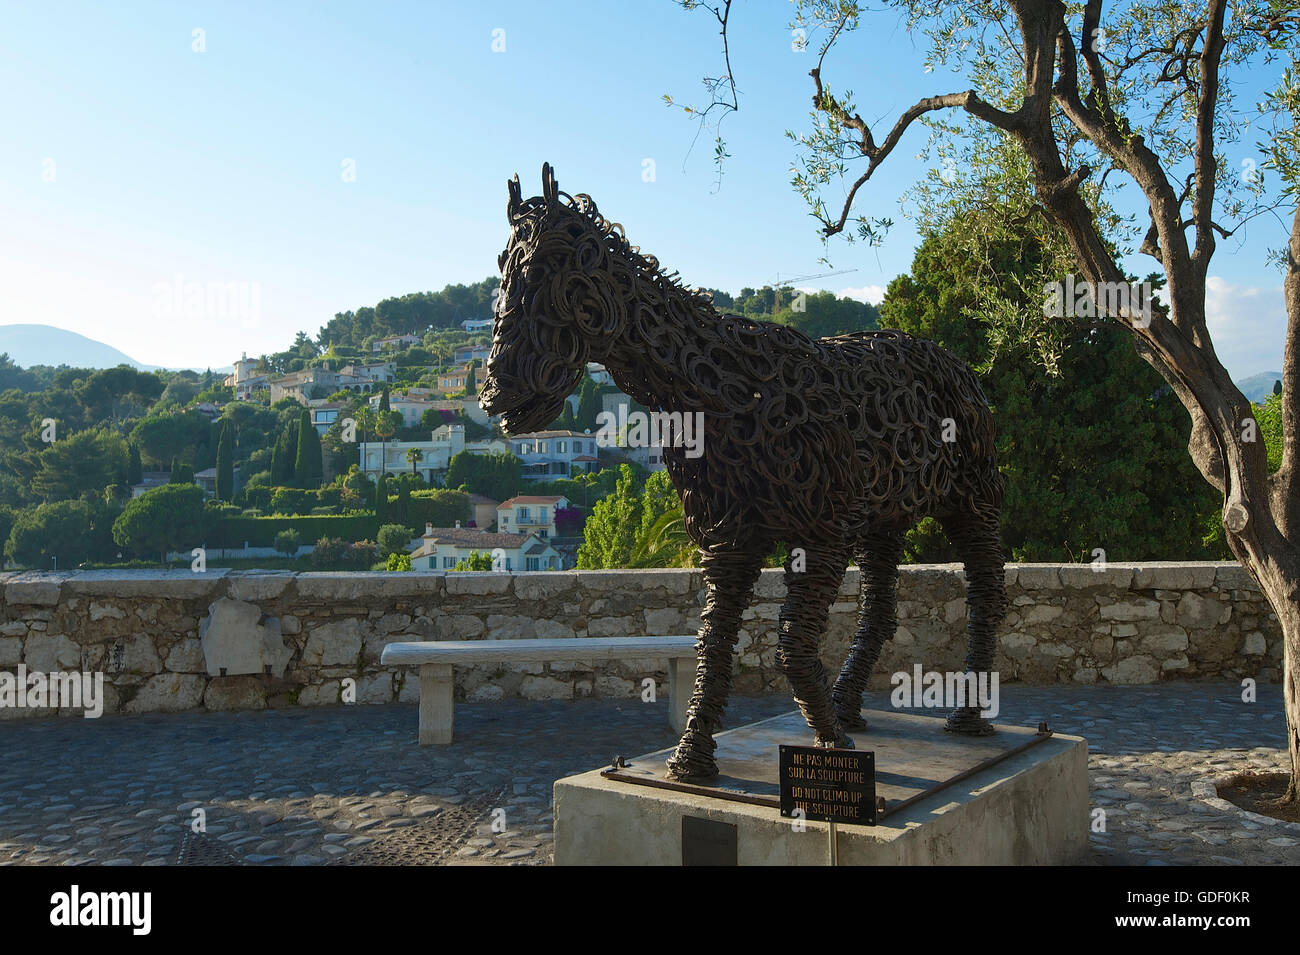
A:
[[480, 164, 1008, 781]]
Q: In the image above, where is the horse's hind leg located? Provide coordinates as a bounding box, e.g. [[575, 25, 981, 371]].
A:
[[832, 531, 904, 731], [776, 542, 853, 748], [942, 514, 1007, 735], [666, 546, 764, 780]]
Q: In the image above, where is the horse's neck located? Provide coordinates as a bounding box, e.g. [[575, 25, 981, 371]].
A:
[[601, 276, 723, 413]]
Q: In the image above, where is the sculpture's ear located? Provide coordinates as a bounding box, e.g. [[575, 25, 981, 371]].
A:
[[542, 162, 558, 204], [507, 173, 522, 220]]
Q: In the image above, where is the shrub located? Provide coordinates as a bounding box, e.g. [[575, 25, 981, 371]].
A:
[[274, 528, 302, 556], [377, 523, 414, 557], [310, 536, 348, 567], [348, 539, 380, 568], [386, 552, 412, 571]]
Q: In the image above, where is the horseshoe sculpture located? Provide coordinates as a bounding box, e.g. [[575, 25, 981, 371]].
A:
[[481, 164, 1008, 781]]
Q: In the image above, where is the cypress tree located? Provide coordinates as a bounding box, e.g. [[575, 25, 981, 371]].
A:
[[216, 423, 234, 501], [294, 408, 323, 488], [127, 443, 142, 485], [379, 386, 391, 412], [271, 417, 298, 485], [375, 473, 389, 524]]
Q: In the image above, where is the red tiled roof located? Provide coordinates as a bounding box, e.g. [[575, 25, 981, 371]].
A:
[[497, 495, 566, 509]]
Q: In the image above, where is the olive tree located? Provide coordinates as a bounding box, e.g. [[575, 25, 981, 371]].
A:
[[677, 0, 1300, 799]]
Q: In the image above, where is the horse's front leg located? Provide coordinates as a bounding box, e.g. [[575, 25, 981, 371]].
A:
[[777, 543, 852, 748], [665, 547, 764, 780]]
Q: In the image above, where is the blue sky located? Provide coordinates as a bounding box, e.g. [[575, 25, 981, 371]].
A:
[[0, 0, 1292, 379]]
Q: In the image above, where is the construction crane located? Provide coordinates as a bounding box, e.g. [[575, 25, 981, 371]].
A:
[[771, 268, 858, 310]]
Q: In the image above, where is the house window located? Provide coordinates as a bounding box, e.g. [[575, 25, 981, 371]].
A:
[[538, 441, 548, 453], [501, 515, 509, 527], [526, 557, 540, 571], [557, 440, 566, 453], [518, 507, 531, 522]]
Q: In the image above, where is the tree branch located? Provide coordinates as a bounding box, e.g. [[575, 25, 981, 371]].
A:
[[809, 71, 1020, 236], [1191, 0, 1229, 271]]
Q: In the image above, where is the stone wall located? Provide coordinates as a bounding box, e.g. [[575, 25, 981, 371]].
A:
[[0, 562, 1282, 718]]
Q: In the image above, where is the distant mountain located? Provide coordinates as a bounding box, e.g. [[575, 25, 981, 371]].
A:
[[0, 324, 154, 371], [1236, 371, 1284, 404]]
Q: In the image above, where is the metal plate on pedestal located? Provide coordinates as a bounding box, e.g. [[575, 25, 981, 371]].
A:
[[681, 816, 737, 866], [600, 708, 1052, 820]]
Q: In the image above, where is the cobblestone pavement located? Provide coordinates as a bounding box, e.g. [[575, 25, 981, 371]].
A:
[[0, 683, 1294, 866]]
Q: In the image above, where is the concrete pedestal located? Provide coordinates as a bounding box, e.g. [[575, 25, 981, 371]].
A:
[[554, 708, 1088, 865]]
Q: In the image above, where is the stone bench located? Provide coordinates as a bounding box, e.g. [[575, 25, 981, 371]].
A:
[[380, 636, 699, 744]]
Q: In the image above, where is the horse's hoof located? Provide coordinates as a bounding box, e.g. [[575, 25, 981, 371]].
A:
[[666, 728, 719, 780], [944, 707, 996, 736], [666, 752, 718, 781], [815, 727, 854, 750]]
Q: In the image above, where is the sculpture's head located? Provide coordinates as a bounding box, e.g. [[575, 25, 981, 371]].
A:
[[480, 163, 643, 434]]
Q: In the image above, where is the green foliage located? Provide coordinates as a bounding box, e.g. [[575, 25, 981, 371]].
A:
[[575, 377, 602, 432], [216, 422, 234, 501], [168, 457, 194, 485], [293, 408, 323, 488], [207, 514, 378, 549], [274, 528, 302, 556], [127, 442, 142, 486], [6, 499, 119, 568], [376, 523, 413, 557], [32, 428, 128, 501], [375, 474, 389, 524], [446, 450, 521, 502], [406, 488, 470, 530], [0, 505, 11, 568], [880, 212, 1223, 562], [111, 483, 210, 564], [452, 550, 494, 571], [579, 468, 693, 568], [386, 552, 412, 571], [1255, 391, 1284, 474], [576, 464, 642, 569], [130, 410, 211, 468], [310, 536, 381, 569], [271, 414, 299, 485]]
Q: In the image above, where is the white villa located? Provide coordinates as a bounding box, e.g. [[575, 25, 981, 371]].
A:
[[409, 523, 562, 571], [508, 431, 600, 481], [496, 495, 569, 539], [359, 424, 466, 481]]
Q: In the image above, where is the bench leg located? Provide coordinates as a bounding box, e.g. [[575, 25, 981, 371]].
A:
[[668, 657, 693, 735], [419, 664, 454, 745]]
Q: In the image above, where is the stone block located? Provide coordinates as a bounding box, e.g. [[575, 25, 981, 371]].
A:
[[1099, 599, 1161, 621], [444, 573, 512, 596], [486, 614, 536, 639], [5, 573, 68, 606], [124, 673, 205, 713], [301, 618, 364, 668], [1140, 629, 1189, 654], [204, 676, 267, 711], [1175, 592, 1221, 630], [513, 573, 578, 601], [165, 639, 205, 673], [200, 598, 293, 676], [1101, 656, 1158, 684], [23, 633, 81, 671]]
